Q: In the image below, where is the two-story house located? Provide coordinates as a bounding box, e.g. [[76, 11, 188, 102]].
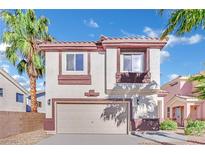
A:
[[0, 69, 29, 112], [162, 76, 205, 126], [39, 36, 167, 134]]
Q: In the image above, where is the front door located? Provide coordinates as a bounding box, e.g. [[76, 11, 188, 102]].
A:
[[174, 106, 184, 126]]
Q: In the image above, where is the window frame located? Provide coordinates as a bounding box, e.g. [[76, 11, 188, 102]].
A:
[[0, 88, 3, 97], [62, 52, 87, 75], [66, 53, 84, 71], [16, 93, 24, 103], [121, 52, 145, 73]]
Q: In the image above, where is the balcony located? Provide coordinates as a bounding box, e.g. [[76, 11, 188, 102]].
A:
[[116, 72, 151, 83]]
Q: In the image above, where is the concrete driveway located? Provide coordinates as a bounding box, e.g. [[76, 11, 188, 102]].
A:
[[38, 134, 158, 145]]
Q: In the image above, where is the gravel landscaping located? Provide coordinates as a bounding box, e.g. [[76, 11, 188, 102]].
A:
[[0, 129, 51, 145]]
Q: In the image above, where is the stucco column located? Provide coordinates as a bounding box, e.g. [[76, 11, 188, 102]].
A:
[[159, 99, 164, 122], [197, 104, 201, 120], [170, 107, 173, 119], [184, 103, 190, 126]]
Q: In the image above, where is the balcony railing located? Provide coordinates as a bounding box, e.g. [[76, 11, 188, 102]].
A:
[[116, 71, 151, 83]]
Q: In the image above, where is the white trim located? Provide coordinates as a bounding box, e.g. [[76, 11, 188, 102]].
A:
[[61, 52, 87, 75], [120, 52, 145, 73]]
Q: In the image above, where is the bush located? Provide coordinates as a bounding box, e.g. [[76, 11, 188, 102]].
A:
[[160, 119, 178, 130], [184, 120, 205, 136]]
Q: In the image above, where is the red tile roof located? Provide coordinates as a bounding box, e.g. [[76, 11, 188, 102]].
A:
[[38, 35, 167, 51]]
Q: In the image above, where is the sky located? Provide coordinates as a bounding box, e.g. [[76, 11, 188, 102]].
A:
[[0, 9, 205, 90]]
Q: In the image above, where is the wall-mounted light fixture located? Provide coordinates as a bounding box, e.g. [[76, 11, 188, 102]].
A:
[[47, 99, 51, 106]]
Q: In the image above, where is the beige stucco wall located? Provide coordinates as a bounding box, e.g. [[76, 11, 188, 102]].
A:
[[149, 48, 160, 88], [45, 48, 161, 119], [45, 51, 107, 118], [36, 94, 46, 113], [0, 74, 27, 112]]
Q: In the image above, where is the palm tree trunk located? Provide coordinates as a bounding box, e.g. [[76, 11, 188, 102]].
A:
[[30, 76, 37, 112]]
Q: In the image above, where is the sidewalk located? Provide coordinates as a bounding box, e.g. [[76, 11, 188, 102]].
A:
[[133, 131, 205, 145]]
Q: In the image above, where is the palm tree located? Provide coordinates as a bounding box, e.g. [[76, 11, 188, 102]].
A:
[[1, 9, 53, 112], [160, 9, 205, 39], [160, 9, 205, 99]]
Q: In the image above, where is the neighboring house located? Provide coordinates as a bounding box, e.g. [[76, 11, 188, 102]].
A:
[[0, 69, 29, 112], [27, 90, 45, 113], [162, 76, 205, 126], [39, 35, 167, 134]]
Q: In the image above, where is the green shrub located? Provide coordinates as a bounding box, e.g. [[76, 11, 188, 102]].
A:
[[184, 120, 205, 136], [160, 119, 178, 130]]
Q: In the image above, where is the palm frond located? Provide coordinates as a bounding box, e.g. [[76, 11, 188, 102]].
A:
[[17, 59, 27, 75]]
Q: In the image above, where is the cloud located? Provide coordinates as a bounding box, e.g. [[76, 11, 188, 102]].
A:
[[83, 19, 99, 28], [160, 50, 170, 64], [121, 29, 145, 38], [0, 64, 10, 73], [143, 26, 160, 38], [167, 34, 204, 46], [0, 43, 8, 61], [36, 81, 45, 91], [88, 33, 95, 37], [12, 74, 29, 88], [142, 27, 203, 47], [121, 29, 137, 37], [168, 73, 180, 81], [12, 74, 26, 81]]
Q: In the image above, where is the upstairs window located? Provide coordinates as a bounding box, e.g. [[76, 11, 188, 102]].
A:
[[123, 53, 144, 72], [16, 93, 24, 103], [66, 54, 84, 71], [0, 88, 3, 97]]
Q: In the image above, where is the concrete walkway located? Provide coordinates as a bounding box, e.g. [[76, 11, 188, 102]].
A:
[[133, 131, 191, 145], [38, 134, 159, 145]]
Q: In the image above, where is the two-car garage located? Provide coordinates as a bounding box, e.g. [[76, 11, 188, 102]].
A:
[[56, 101, 129, 134]]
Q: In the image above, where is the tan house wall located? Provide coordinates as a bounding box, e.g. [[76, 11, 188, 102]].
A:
[[45, 48, 161, 119], [0, 73, 27, 112]]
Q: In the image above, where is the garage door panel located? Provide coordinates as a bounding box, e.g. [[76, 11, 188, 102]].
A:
[[56, 103, 128, 134]]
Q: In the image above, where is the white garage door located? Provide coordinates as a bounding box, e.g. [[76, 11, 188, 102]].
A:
[[56, 103, 128, 134]]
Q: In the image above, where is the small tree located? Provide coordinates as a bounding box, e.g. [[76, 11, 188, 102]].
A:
[[160, 9, 205, 99], [1, 10, 53, 112]]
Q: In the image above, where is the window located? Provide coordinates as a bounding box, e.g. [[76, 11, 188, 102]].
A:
[[0, 88, 3, 97], [66, 54, 84, 71], [123, 54, 144, 72], [16, 93, 24, 103], [167, 107, 170, 118], [37, 101, 42, 108]]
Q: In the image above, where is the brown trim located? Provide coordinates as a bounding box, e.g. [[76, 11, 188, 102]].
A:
[[87, 52, 91, 75], [116, 48, 120, 74], [103, 41, 167, 45], [102, 43, 166, 49], [58, 75, 91, 85], [44, 98, 131, 132], [40, 46, 98, 51], [146, 48, 150, 71], [59, 52, 62, 75], [58, 52, 91, 85], [84, 90, 100, 97]]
